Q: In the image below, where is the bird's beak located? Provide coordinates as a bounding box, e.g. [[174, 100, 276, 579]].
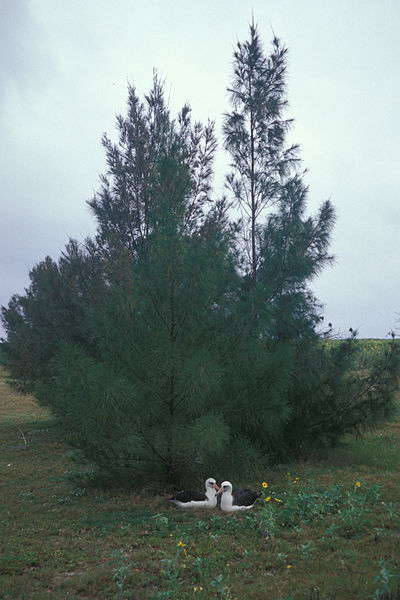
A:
[[216, 486, 223, 495], [213, 482, 219, 491]]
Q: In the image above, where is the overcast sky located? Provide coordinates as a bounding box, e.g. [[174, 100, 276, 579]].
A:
[[1, 0, 399, 338]]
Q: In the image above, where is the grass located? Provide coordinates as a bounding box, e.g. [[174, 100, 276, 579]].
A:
[[1, 366, 400, 599]]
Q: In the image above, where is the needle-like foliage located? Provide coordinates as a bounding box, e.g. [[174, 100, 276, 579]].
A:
[[1, 25, 399, 487], [224, 21, 300, 286]]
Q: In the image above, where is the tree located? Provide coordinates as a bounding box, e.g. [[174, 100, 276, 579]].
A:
[[223, 21, 300, 286], [88, 74, 218, 267], [222, 21, 399, 458], [276, 332, 400, 458], [258, 173, 336, 339], [29, 79, 251, 484], [3, 75, 297, 486], [2, 25, 399, 487], [1, 239, 105, 392]]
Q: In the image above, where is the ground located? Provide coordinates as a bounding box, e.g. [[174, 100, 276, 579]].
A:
[[1, 367, 400, 599]]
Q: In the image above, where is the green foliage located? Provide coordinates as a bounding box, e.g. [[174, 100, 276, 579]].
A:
[[274, 335, 400, 457], [370, 558, 400, 600], [1, 22, 399, 487], [110, 550, 135, 600], [0, 239, 105, 392], [258, 175, 335, 338], [224, 22, 300, 285], [0, 342, 7, 365], [248, 477, 384, 543], [38, 169, 295, 484], [157, 541, 233, 600]]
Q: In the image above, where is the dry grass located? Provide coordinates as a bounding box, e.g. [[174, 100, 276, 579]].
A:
[[1, 368, 400, 599], [0, 368, 49, 423]]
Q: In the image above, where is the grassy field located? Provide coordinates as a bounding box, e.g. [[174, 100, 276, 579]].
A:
[[1, 367, 400, 599]]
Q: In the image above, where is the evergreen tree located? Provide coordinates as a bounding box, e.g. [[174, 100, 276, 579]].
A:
[[223, 21, 299, 286], [1, 25, 399, 488], [88, 74, 218, 269], [30, 77, 297, 485], [258, 173, 336, 339], [276, 332, 400, 458], [222, 20, 399, 458], [34, 80, 249, 484], [1, 239, 105, 392]]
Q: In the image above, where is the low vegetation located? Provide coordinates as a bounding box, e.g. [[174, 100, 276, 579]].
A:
[[1, 366, 400, 599]]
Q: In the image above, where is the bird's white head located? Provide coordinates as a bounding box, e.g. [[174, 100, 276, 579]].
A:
[[205, 477, 219, 492], [217, 481, 232, 495]]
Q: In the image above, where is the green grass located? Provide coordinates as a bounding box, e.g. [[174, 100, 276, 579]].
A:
[[1, 367, 400, 599]]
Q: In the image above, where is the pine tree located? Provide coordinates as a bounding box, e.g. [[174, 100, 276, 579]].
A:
[[275, 332, 400, 458], [88, 74, 218, 268], [1, 239, 105, 392], [34, 79, 247, 485], [2, 26, 399, 487], [223, 21, 299, 286], [258, 173, 336, 339], [222, 20, 399, 458]]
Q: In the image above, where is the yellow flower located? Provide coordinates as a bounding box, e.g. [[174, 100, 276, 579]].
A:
[[355, 481, 361, 487], [274, 498, 282, 503], [177, 542, 188, 557], [262, 482, 268, 488], [287, 565, 291, 569], [265, 496, 271, 502]]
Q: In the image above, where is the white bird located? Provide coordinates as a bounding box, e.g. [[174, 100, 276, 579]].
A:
[[217, 480, 261, 512], [170, 477, 219, 508]]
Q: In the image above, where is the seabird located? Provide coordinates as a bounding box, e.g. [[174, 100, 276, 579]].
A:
[[170, 477, 219, 508], [217, 481, 261, 512]]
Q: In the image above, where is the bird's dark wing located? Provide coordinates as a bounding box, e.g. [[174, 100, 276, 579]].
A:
[[171, 489, 207, 503], [233, 489, 261, 506]]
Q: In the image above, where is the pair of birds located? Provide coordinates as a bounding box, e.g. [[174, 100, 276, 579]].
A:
[[170, 477, 261, 512]]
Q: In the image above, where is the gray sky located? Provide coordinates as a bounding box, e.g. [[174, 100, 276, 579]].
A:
[[1, 0, 399, 338]]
